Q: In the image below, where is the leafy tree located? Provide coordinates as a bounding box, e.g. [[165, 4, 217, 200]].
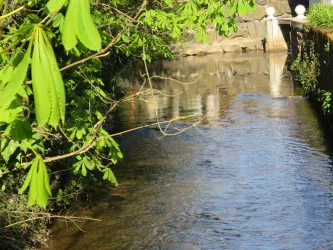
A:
[[0, 0, 255, 247]]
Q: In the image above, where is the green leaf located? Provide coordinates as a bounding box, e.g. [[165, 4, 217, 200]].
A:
[[46, 0, 67, 13], [121, 33, 130, 43], [1, 140, 19, 163], [32, 27, 66, 127], [75, 0, 101, 51], [62, 0, 101, 51], [73, 156, 93, 175], [27, 160, 38, 206], [0, 42, 32, 110], [53, 13, 65, 32], [102, 168, 118, 186], [0, 138, 9, 152], [4, 117, 33, 141], [0, 66, 13, 85], [62, 0, 78, 51], [36, 159, 48, 208], [81, 165, 87, 176], [0, 107, 23, 124], [20, 157, 52, 208], [237, 0, 248, 16], [19, 163, 34, 194]]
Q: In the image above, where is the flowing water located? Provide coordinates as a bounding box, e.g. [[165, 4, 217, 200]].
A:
[[46, 52, 333, 250]]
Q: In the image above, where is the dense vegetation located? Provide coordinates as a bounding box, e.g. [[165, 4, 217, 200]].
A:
[[308, 3, 333, 29], [0, 0, 255, 248]]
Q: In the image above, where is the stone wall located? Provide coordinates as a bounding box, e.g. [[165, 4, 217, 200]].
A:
[[172, 0, 296, 56], [290, 20, 333, 125], [291, 22, 333, 91]]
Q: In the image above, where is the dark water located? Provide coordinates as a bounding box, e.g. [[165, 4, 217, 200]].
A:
[[46, 52, 333, 250]]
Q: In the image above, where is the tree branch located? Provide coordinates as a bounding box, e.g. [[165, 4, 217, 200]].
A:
[[60, 0, 147, 72]]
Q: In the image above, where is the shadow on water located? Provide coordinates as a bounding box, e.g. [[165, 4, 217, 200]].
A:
[[45, 52, 333, 250]]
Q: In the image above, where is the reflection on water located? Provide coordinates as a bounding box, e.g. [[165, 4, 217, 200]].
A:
[[46, 52, 333, 250], [119, 52, 292, 127]]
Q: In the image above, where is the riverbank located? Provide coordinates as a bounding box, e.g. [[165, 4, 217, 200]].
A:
[[290, 19, 333, 128]]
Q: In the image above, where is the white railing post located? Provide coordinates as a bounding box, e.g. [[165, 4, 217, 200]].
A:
[[266, 7, 288, 51], [295, 5, 306, 19]]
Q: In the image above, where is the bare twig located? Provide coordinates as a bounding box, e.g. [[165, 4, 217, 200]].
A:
[[3, 211, 101, 228]]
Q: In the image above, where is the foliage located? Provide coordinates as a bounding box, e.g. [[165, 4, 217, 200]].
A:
[[291, 38, 333, 115], [308, 3, 333, 29], [0, 0, 255, 247], [318, 90, 333, 114], [291, 41, 319, 94]]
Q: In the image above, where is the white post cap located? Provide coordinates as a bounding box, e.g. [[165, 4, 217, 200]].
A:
[[295, 5, 306, 18], [266, 7, 276, 20]]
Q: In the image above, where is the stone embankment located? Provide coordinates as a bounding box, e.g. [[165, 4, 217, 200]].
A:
[[291, 18, 333, 126], [172, 0, 298, 56], [291, 20, 333, 92]]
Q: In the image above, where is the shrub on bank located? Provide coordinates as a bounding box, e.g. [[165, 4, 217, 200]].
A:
[[308, 4, 333, 29]]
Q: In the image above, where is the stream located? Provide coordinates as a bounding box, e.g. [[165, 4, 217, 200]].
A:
[[46, 52, 333, 250]]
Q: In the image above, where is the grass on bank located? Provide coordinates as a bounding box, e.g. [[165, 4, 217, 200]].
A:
[[308, 4, 333, 29]]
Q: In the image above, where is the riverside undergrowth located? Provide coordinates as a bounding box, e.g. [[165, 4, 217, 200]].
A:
[[0, 0, 256, 248], [291, 40, 333, 115]]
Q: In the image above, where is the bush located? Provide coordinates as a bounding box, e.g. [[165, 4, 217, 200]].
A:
[[308, 4, 333, 29]]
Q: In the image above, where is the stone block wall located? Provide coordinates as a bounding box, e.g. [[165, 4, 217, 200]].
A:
[[290, 21, 333, 126], [291, 22, 333, 92], [172, 0, 296, 56]]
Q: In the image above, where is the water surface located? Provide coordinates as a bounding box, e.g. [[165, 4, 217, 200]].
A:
[[47, 52, 333, 250]]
